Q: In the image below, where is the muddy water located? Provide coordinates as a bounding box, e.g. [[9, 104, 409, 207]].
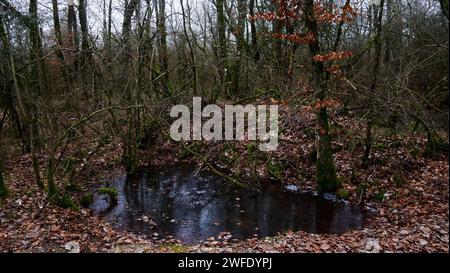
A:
[[93, 164, 363, 243]]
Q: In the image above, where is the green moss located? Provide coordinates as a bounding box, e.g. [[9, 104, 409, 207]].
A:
[[80, 193, 94, 208], [160, 243, 188, 253], [372, 190, 387, 202], [246, 143, 256, 154], [267, 160, 283, 180], [98, 187, 118, 203], [316, 151, 340, 193], [374, 142, 386, 149], [54, 194, 79, 210], [337, 188, 349, 200], [98, 187, 118, 195], [315, 108, 340, 194]]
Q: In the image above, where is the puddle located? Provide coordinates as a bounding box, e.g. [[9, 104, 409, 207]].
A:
[[93, 163, 363, 243]]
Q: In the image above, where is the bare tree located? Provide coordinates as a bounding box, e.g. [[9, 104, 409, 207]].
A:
[[363, 0, 385, 166], [230, 0, 247, 96], [0, 6, 29, 153], [155, 0, 169, 96], [215, 0, 227, 98], [180, 0, 198, 95], [249, 0, 260, 60], [51, 0, 71, 87], [67, 0, 79, 78], [79, 0, 93, 92]]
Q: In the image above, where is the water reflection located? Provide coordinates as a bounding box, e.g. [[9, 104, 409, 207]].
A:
[[93, 164, 363, 243]]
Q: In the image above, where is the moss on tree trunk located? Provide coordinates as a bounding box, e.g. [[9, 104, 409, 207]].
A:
[[316, 108, 340, 193]]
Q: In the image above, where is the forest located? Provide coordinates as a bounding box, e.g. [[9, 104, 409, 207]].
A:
[[0, 0, 448, 253]]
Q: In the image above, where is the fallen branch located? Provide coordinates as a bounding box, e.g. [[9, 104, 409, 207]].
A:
[[182, 143, 249, 189], [148, 106, 250, 189]]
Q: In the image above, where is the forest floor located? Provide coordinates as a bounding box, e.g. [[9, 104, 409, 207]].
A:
[[0, 106, 448, 253]]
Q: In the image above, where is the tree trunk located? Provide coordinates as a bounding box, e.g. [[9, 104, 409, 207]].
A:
[[78, 0, 92, 92], [0, 9, 30, 152], [154, 0, 169, 96], [231, 0, 247, 97], [249, 0, 260, 61], [215, 0, 227, 98], [273, 0, 283, 68], [67, 0, 79, 79], [122, 0, 139, 48], [304, 0, 339, 193], [121, 0, 139, 94], [29, 0, 49, 189], [363, 0, 385, 166], [28, 0, 47, 149], [107, 0, 112, 54], [51, 0, 72, 88], [180, 0, 198, 96], [384, 0, 392, 63], [29, 0, 47, 96], [121, 0, 141, 174], [102, 0, 107, 47], [368, 5, 373, 37], [440, 0, 449, 20], [0, 11, 7, 197], [79, 0, 90, 61]]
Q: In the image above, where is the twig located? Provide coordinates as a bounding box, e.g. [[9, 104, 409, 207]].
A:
[[149, 109, 250, 189], [183, 144, 249, 189]]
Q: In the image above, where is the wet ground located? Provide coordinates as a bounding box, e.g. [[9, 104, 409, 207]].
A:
[[93, 163, 363, 243]]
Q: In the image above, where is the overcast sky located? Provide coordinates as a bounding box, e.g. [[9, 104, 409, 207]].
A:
[[8, 0, 211, 38], [8, 0, 436, 45]]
